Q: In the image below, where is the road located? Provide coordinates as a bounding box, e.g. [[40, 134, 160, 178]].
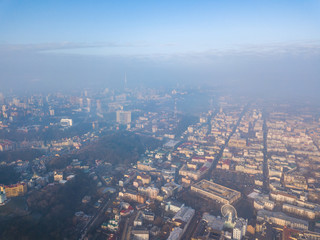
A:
[[181, 213, 201, 239], [206, 104, 249, 179], [120, 218, 129, 240], [120, 210, 138, 240], [79, 193, 116, 240], [262, 109, 270, 193]]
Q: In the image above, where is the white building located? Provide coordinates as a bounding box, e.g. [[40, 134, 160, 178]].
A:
[[131, 230, 149, 240], [167, 227, 183, 240], [116, 110, 131, 124], [0, 186, 7, 205], [233, 218, 247, 240], [60, 118, 72, 127], [172, 206, 195, 223]]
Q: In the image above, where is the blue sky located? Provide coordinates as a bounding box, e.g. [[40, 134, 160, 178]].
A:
[[0, 0, 320, 95], [1, 0, 319, 54]]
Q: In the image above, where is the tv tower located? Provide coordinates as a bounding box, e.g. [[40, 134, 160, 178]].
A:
[[124, 72, 127, 90], [174, 98, 177, 119]]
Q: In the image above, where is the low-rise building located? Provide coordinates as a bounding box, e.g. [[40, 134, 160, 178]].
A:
[[5, 183, 27, 198], [256, 209, 308, 230], [282, 203, 318, 220], [119, 189, 146, 204], [191, 180, 241, 205], [54, 171, 63, 181]]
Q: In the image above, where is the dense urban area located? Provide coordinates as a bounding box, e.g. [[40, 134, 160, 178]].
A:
[[1, 87, 320, 240]]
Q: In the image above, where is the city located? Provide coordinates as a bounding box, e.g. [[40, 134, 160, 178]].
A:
[[1, 87, 320, 240], [1, 1, 320, 240]]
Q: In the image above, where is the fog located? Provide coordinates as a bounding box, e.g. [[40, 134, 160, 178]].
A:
[[1, 43, 319, 99]]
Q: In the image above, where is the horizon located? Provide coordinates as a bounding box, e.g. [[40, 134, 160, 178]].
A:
[[0, 1, 320, 98]]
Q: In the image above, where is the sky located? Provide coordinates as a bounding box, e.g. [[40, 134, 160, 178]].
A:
[[0, 0, 320, 96]]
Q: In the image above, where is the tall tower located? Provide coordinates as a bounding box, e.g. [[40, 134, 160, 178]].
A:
[[209, 98, 214, 110], [174, 98, 177, 118], [124, 72, 127, 90]]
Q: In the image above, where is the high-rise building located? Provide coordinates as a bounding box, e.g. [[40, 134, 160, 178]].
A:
[[79, 97, 83, 108], [116, 110, 131, 124], [96, 100, 102, 112], [86, 98, 91, 112], [49, 109, 55, 116]]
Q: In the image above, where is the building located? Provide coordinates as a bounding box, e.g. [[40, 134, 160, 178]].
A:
[[5, 183, 27, 198], [60, 118, 72, 127], [193, 212, 247, 240], [119, 189, 146, 204], [270, 191, 297, 204], [137, 162, 156, 172], [0, 139, 14, 151], [49, 109, 55, 116], [282, 203, 318, 220], [173, 206, 195, 225], [228, 138, 247, 148], [164, 200, 184, 213], [284, 173, 308, 190], [131, 230, 149, 240], [134, 211, 144, 227], [82, 195, 91, 204], [0, 185, 7, 204], [167, 227, 183, 240], [107, 218, 119, 232], [54, 171, 63, 181], [168, 206, 195, 240], [282, 226, 320, 240], [137, 174, 151, 185], [142, 210, 154, 221], [138, 186, 159, 199], [233, 218, 248, 240], [191, 180, 241, 205], [162, 182, 181, 198], [116, 110, 131, 124], [256, 209, 308, 230], [179, 159, 213, 181]]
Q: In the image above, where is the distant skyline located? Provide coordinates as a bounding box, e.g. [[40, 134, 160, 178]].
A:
[[0, 0, 320, 96]]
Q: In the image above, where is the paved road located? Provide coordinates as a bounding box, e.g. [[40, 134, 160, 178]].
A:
[[120, 210, 138, 240], [79, 194, 116, 240], [120, 218, 129, 240], [181, 213, 201, 239], [262, 110, 270, 193], [206, 104, 249, 179]]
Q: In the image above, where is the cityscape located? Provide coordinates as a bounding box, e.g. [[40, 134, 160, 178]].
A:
[[1, 1, 320, 240], [1, 87, 320, 240]]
